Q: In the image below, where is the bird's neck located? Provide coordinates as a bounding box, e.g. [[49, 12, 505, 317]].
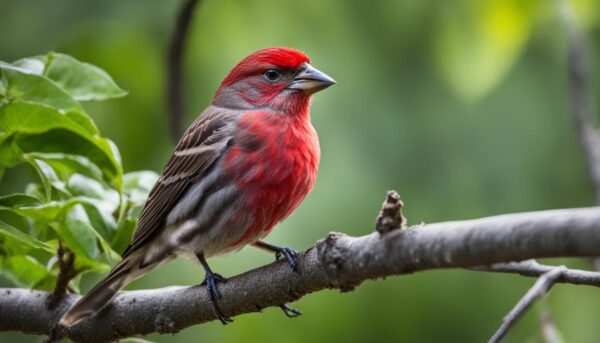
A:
[[272, 93, 311, 121], [212, 87, 311, 120]]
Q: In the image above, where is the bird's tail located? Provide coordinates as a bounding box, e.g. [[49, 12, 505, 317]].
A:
[[58, 255, 141, 328]]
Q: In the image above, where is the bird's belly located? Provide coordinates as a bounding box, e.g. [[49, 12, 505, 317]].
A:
[[227, 163, 317, 247], [165, 184, 304, 260], [161, 195, 255, 259], [157, 124, 319, 260], [160, 169, 314, 260]]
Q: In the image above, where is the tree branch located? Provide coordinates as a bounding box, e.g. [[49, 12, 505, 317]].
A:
[[469, 260, 600, 287], [557, 0, 600, 203], [166, 0, 200, 142], [558, 0, 600, 276], [1, 207, 600, 342], [488, 266, 566, 343], [477, 3, 600, 341], [481, 3, 600, 340], [46, 241, 77, 308]]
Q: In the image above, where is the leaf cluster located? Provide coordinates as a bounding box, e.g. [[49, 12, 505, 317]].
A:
[[0, 52, 157, 291]]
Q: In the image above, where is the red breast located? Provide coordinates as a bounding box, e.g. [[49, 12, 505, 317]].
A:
[[223, 109, 320, 245]]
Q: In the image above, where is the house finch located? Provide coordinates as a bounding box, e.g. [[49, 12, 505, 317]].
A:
[[58, 47, 335, 328]]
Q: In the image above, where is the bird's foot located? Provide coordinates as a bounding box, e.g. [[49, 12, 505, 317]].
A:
[[251, 243, 304, 317], [201, 272, 227, 299], [253, 241, 300, 272], [279, 304, 302, 318], [275, 247, 299, 272], [201, 272, 232, 324]]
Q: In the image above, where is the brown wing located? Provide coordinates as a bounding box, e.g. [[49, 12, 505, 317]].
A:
[[121, 107, 237, 258]]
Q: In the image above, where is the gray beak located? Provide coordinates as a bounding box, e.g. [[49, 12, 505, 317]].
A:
[[288, 62, 336, 94]]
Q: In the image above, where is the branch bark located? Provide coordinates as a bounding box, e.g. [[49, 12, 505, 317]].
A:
[[1, 207, 600, 342]]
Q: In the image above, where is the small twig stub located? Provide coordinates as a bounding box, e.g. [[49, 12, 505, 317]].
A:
[[47, 241, 77, 308], [2, 207, 600, 341], [375, 190, 406, 234]]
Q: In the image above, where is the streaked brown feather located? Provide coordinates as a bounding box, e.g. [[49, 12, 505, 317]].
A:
[[121, 108, 237, 258]]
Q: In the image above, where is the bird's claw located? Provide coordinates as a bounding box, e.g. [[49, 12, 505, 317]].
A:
[[212, 303, 233, 325], [201, 272, 232, 324], [275, 247, 299, 272], [279, 304, 302, 318], [201, 272, 227, 299]]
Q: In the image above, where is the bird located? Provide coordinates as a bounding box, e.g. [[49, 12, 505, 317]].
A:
[[57, 47, 335, 329]]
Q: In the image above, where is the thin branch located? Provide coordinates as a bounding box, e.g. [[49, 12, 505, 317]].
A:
[[469, 259, 600, 287], [539, 309, 563, 343], [166, 0, 200, 142], [1, 207, 600, 342], [557, 0, 600, 202], [488, 266, 566, 343], [46, 241, 77, 308], [481, 4, 600, 341], [558, 0, 600, 276], [483, 3, 600, 340]]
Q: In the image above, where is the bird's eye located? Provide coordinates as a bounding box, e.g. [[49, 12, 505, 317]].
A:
[[263, 69, 282, 82]]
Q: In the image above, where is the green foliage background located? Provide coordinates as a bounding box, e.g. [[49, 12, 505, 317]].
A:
[[0, 50, 162, 295], [1, 0, 600, 342]]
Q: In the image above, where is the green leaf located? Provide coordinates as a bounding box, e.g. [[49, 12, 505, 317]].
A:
[[123, 170, 158, 204], [68, 174, 118, 202], [49, 204, 102, 259], [80, 201, 116, 242], [64, 110, 100, 135], [0, 135, 23, 167], [71, 255, 111, 291], [2, 196, 117, 261], [2, 196, 112, 227], [0, 193, 41, 207], [0, 220, 54, 253], [27, 158, 70, 201], [0, 101, 88, 136], [0, 52, 133, 290], [59, 202, 119, 262], [69, 273, 83, 294], [0, 62, 80, 111], [0, 74, 7, 98], [61, 205, 100, 259], [9, 201, 63, 222], [27, 153, 104, 185], [25, 182, 46, 203], [111, 217, 136, 254], [0, 255, 56, 290], [0, 101, 122, 187], [10, 57, 44, 75], [67, 174, 119, 240], [15, 53, 127, 101]]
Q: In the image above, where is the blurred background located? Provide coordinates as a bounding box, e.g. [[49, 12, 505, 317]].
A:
[[1, 0, 600, 341]]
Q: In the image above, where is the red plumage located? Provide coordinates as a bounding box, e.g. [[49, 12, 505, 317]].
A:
[[58, 47, 334, 329], [223, 108, 320, 246], [220, 47, 310, 86]]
